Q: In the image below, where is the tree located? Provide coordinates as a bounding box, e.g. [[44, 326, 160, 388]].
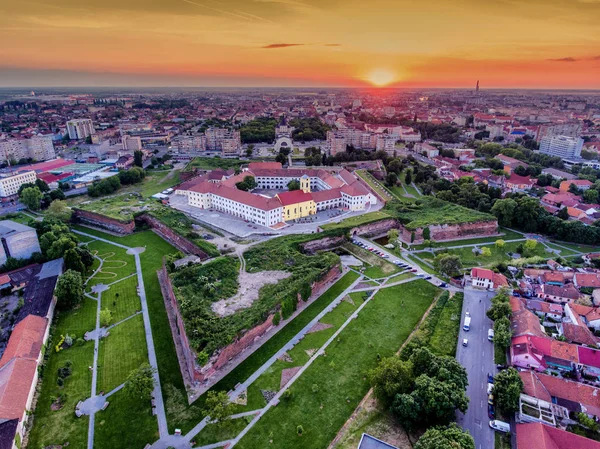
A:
[[20, 186, 43, 210], [493, 317, 512, 351], [203, 391, 235, 424], [100, 309, 113, 327], [491, 198, 517, 227], [64, 248, 85, 273], [387, 228, 399, 243], [480, 247, 492, 257], [584, 189, 599, 204], [385, 172, 398, 187], [235, 176, 257, 191], [486, 289, 512, 321], [492, 368, 523, 414], [48, 236, 77, 260], [405, 169, 413, 185], [524, 239, 537, 252], [433, 254, 463, 277], [133, 150, 143, 167], [124, 364, 156, 399], [557, 207, 569, 220], [287, 179, 300, 191], [76, 247, 95, 270], [414, 423, 475, 449], [495, 239, 505, 249], [55, 270, 83, 310], [46, 200, 72, 222], [368, 356, 414, 404]]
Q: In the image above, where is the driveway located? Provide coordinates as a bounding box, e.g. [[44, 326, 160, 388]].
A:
[[455, 286, 497, 449]]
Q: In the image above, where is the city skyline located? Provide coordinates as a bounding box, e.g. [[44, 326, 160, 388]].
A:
[[1, 0, 599, 89]]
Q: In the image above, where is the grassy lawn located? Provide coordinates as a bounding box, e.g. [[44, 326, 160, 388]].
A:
[[402, 172, 421, 197], [410, 228, 524, 250], [85, 240, 136, 287], [428, 292, 464, 357], [137, 169, 181, 197], [101, 275, 141, 322], [193, 418, 249, 447], [495, 432, 511, 449], [94, 387, 158, 449], [548, 240, 598, 255], [427, 240, 550, 268], [543, 242, 580, 257], [236, 281, 439, 449], [27, 298, 97, 449], [342, 244, 399, 279], [320, 211, 391, 231], [184, 157, 251, 171], [384, 272, 414, 284], [97, 314, 149, 392]]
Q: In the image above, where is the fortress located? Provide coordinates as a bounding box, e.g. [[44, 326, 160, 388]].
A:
[[175, 162, 377, 228]]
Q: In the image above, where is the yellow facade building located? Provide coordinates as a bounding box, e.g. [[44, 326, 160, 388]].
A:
[[276, 189, 316, 220]]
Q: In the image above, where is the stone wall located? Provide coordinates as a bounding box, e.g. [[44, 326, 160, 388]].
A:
[[351, 218, 398, 238], [157, 262, 198, 387], [300, 236, 346, 254], [72, 209, 135, 235], [399, 219, 498, 244], [136, 214, 210, 259], [161, 262, 342, 395]]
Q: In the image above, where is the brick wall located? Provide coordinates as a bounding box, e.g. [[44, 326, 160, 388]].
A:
[[300, 236, 346, 254], [398, 219, 498, 244], [351, 218, 398, 238], [72, 209, 135, 234], [136, 213, 210, 259]]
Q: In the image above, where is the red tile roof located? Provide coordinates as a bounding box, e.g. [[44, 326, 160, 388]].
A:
[[247, 162, 282, 170], [510, 296, 546, 338], [472, 267, 494, 280], [517, 422, 600, 449], [575, 273, 600, 288], [187, 182, 282, 211], [311, 189, 342, 203], [276, 190, 314, 206], [0, 315, 47, 369], [0, 358, 38, 420]]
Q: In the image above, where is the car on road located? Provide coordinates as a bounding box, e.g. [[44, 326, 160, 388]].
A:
[[393, 260, 401, 264], [488, 394, 494, 405], [489, 420, 510, 433], [462, 338, 468, 347], [488, 373, 494, 384], [411, 269, 418, 272], [487, 383, 494, 394], [439, 282, 447, 287], [496, 364, 507, 370], [488, 404, 495, 419], [488, 329, 495, 341], [425, 275, 432, 280], [417, 273, 424, 278]]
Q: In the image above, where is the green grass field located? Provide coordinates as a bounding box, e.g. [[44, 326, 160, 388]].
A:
[[100, 275, 141, 322], [235, 281, 439, 449], [184, 157, 253, 171], [27, 297, 97, 449], [354, 170, 394, 201], [320, 211, 391, 231], [342, 244, 399, 279], [97, 314, 149, 392], [410, 228, 524, 250]]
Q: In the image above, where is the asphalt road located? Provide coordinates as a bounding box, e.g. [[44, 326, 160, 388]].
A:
[[456, 286, 497, 449]]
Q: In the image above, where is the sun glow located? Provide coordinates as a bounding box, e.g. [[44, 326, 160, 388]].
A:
[[366, 69, 396, 86]]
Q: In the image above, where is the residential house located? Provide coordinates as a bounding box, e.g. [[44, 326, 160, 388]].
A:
[[497, 154, 529, 175], [505, 174, 535, 193], [516, 422, 600, 449], [526, 299, 563, 322], [470, 268, 508, 290], [574, 273, 600, 290], [538, 284, 582, 303], [542, 271, 565, 286], [511, 335, 578, 372], [560, 305, 599, 347], [560, 179, 594, 192], [510, 296, 546, 338], [569, 303, 600, 331]]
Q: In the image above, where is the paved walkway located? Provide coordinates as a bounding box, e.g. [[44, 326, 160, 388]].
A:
[[74, 230, 170, 442]]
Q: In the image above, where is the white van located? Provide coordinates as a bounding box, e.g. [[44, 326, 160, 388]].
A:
[[489, 420, 510, 433], [488, 329, 494, 341]]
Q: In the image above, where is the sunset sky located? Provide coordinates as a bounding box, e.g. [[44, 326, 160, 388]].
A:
[[1, 0, 599, 88]]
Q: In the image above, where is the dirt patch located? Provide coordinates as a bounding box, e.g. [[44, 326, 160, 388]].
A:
[[305, 348, 317, 357], [280, 366, 302, 390], [278, 352, 293, 363], [232, 389, 247, 406], [212, 269, 291, 317], [307, 322, 334, 334]]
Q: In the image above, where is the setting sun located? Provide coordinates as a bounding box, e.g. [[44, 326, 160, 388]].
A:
[[366, 69, 396, 87]]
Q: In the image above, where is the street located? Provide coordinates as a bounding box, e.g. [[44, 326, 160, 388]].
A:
[[456, 286, 497, 449]]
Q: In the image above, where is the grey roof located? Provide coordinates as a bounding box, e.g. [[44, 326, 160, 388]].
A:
[[38, 258, 64, 279], [541, 168, 577, 180], [0, 220, 34, 237], [358, 434, 399, 449]]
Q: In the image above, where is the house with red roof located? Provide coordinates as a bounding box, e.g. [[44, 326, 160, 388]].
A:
[[510, 296, 546, 338], [538, 284, 582, 303], [517, 422, 600, 449], [505, 173, 535, 193], [511, 335, 578, 372], [560, 179, 594, 192], [470, 268, 508, 290], [0, 315, 49, 449]]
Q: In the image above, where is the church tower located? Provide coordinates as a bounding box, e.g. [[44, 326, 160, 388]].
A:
[[300, 174, 311, 193]]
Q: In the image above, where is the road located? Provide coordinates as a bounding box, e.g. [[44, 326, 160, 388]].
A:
[[455, 286, 497, 449]]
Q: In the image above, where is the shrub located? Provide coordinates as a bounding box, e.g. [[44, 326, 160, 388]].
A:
[[272, 311, 281, 326], [56, 377, 64, 387], [297, 425, 304, 436]]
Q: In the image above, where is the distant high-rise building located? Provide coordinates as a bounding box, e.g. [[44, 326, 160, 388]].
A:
[[539, 135, 583, 159], [66, 119, 95, 140], [0, 136, 56, 162], [475, 80, 480, 94], [121, 136, 142, 151], [536, 123, 581, 143]]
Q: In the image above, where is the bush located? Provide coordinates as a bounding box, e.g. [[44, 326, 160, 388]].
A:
[[272, 311, 281, 326], [56, 377, 64, 387], [297, 425, 304, 436]]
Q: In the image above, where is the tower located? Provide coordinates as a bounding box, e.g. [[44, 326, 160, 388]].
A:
[[300, 174, 311, 193], [475, 80, 480, 94]]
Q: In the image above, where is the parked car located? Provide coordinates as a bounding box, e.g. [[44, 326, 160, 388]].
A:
[[488, 373, 494, 384], [487, 383, 494, 394], [411, 269, 418, 272], [488, 394, 494, 405], [425, 275, 432, 280], [489, 420, 510, 433], [462, 338, 468, 347], [488, 329, 495, 342], [496, 364, 507, 370], [439, 282, 447, 288]]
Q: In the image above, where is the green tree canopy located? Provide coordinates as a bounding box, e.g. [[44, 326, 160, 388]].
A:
[[55, 270, 84, 310], [46, 199, 72, 222], [414, 423, 475, 449], [203, 391, 235, 424], [368, 356, 414, 404], [433, 254, 463, 277], [124, 364, 156, 399], [20, 186, 43, 211], [64, 248, 85, 274], [492, 368, 523, 415], [287, 179, 301, 191]]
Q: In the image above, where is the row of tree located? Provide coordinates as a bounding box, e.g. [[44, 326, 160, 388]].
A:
[[88, 167, 146, 197]]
